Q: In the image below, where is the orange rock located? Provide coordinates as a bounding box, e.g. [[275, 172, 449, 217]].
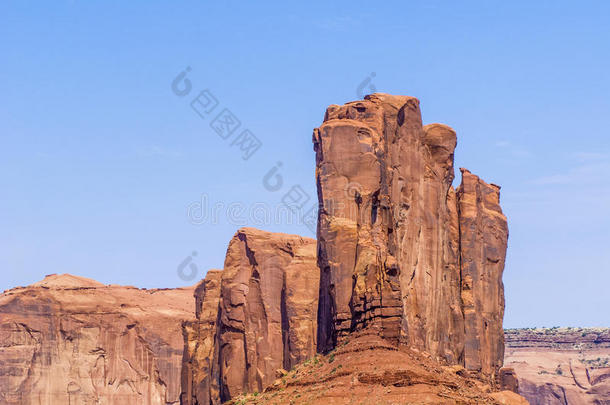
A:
[[314, 94, 508, 379], [181, 270, 223, 405], [490, 390, 531, 405], [458, 168, 509, 377], [215, 228, 319, 401], [228, 332, 530, 405]]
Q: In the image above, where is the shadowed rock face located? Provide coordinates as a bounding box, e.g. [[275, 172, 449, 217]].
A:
[[313, 93, 508, 378], [181, 228, 319, 404], [0, 274, 195, 405]]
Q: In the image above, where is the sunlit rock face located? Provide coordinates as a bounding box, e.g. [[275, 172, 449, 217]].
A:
[[0, 274, 195, 405], [313, 93, 508, 378], [181, 228, 319, 404]]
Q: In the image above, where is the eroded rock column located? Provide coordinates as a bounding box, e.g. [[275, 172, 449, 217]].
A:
[[458, 168, 509, 377], [314, 94, 466, 362], [314, 94, 508, 378]]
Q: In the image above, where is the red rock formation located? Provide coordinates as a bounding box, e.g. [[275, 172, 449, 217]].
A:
[[314, 94, 509, 378], [458, 168, 509, 376], [181, 270, 223, 405], [504, 328, 610, 405], [0, 274, 195, 405], [214, 228, 319, 402], [180, 228, 320, 404]]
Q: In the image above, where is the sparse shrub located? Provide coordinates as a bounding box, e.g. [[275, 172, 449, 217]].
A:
[[555, 365, 563, 375]]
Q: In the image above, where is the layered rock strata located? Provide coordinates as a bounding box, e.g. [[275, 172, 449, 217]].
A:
[[504, 328, 610, 405], [0, 274, 195, 405], [313, 93, 509, 378]]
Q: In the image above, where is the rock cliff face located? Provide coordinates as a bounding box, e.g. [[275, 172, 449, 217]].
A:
[[313, 94, 508, 378], [0, 274, 195, 405], [459, 169, 509, 376], [504, 328, 610, 405], [181, 228, 319, 404], [181, 270, 223, 405]]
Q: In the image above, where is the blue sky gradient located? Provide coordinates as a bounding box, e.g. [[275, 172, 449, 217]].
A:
[[1, 1, 609, 327]]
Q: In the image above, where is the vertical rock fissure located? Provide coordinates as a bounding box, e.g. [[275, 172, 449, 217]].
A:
[[280, 275, 290, 371]]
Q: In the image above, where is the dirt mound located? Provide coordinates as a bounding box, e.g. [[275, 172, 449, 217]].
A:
[[228, 332, 525, 405]]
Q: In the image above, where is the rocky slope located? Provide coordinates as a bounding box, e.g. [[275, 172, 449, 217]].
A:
[[314, 94, 508, 377], [504, 328, 610, 405], [0, 274, 195, 405], [227, 332, 527, 405]]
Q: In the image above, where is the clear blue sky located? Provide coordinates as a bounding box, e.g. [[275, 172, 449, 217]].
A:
[[1, 1, 608, 328]]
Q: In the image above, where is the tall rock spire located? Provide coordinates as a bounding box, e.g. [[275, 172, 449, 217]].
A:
[[314, 94, 508, 377]]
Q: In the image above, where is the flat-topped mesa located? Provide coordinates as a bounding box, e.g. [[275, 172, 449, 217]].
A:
[[314, 93, 508, 378]]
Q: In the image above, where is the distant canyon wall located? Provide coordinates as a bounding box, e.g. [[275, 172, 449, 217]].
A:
[[504, 328, 610, 405]]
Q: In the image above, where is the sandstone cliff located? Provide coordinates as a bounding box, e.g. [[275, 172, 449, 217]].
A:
[[0, 274, 195, 405], [504, 328, 610, 405], [313, 93, 508, 377], [181, 228, 319, 404], [181, 270, 223, 405]]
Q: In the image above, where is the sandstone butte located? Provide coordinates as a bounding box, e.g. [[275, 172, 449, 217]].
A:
[[181, 94, 520, 405], [504, 327, 610, 404], [0, 94, 531, 405]]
